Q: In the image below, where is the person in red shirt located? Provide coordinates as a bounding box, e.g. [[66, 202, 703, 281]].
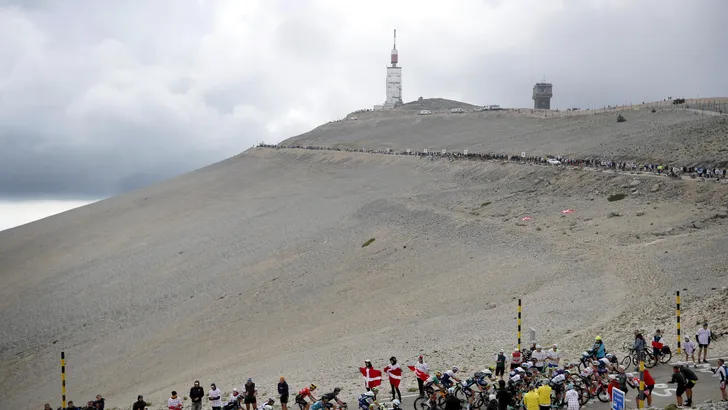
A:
[[607, 376, 621, 401], [630, 367, 655, 407]]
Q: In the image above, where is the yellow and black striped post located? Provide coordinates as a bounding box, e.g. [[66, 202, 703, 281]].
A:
[[61, 351, 67, 408], [638, 359, 645, 409], [676, 291, 682, 355], [517, 299, 522, 351]]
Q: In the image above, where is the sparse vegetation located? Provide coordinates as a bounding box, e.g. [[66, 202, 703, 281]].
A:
[[651, 108, 656, 113], [362, 238, 375, 247], [481, 201, 492, 207], [617, 114, 626, 123], [408, 387, 418, 393], [607, 193, 626, 202]]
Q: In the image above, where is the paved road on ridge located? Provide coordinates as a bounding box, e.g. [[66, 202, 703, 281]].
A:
[[392, 358, 726, 410]]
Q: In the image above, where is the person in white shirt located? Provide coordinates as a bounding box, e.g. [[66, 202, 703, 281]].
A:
[[414, 355, 429, 397], [210, 383, 223, 410], [683, 337, 697, 366], [696, 322, 712, 363], [531, 345, 549, 373], [547, 345, 560, 375], [564, 383, 579, 410], [168, 391, 183, 410]]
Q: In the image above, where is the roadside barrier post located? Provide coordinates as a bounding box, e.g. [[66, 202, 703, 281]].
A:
[[676, 291, 681, 355], [517, 299, 522, 351], [638, 359, 645, 409], [61, 351, 67, 408]]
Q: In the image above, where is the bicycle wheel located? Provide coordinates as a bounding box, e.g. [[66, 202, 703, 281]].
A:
[[660, 350, 672, 364], [644, 353, 657, 368], [577, 387, 590, 406], [413, 397, 430, 410], [621, 355, 633, 367], [596, 386, 609, 403]]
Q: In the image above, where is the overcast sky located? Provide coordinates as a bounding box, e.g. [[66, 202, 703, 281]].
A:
[[1, 0, 726, 229]]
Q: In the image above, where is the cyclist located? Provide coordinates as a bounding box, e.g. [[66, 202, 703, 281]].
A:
[[357, 392, 375, 410], [295, 384, 318, 410], [549, 369, 569, 403], [321, 388, 346, 410], [257, 398, 275, 410], [441, 367, 462, 389], [311, 396, 332, 410], [462, 374, 487, 410]]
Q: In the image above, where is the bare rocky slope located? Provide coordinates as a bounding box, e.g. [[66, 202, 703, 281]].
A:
[[2, 100, 728, 410]]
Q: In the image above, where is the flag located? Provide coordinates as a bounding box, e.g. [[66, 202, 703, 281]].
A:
[[561, 209, 574, 214], [359, 367, 382, 388], [383, 364, 402, 387], [408, 365, 430, 382]]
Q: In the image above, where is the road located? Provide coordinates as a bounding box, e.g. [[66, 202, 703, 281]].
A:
[[391, 358, 725, 410]]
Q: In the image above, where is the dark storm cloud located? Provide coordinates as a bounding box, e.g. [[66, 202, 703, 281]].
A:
[[0, 0, 725, 198]]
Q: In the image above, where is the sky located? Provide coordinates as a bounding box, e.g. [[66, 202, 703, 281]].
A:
[[1, 0, 727, 231]]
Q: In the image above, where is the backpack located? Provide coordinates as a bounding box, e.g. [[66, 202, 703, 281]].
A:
[[661, 345, 671, 354]]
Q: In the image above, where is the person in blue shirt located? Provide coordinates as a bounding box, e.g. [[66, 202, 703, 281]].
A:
[[592, 336, 606, 359]]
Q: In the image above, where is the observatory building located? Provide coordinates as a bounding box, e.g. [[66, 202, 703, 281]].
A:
[[374, 30, 402, 110], [532, 81, 553, 110]]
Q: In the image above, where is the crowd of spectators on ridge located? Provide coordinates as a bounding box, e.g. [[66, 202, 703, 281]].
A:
[[257, 144, 727, 180]]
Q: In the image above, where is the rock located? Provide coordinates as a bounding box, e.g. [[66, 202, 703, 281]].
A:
[[621, 184, 630, 189], [631, 188, 638, 193], [664, 404, 679, 410], [630, 179, 641, 187], [636, 211, 645, 216], [608, 211, 621, 218], [705, 399, 713, 404], [692, 221, 703, 229], [715, 210, 728, 219], [651, 183, 660, 192]]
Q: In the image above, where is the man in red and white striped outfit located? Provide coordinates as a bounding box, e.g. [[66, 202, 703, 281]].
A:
[[384, 356, 402, 402]]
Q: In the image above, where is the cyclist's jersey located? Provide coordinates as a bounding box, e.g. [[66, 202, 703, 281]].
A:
[[358, 396, 373, 410], [298, 388, 313, 398], [441, 370, 457, 386], [425, 375, 440, 385], [509, 374, 522, 383], [580, 367, 594, 378], [311, 401, 324, 410], [599, 358, 611, 366]]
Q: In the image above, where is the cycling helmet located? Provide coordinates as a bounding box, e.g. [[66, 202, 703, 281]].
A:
[[452, 366, 459, 373], [581, 352, 590, 357], [447, 387, 456, 395], [436, 371, 443, 378], [595, 336, 602, 341], [591, 361, 599, 366], [489, 394, 496, 401], [322, 396, 331, 402], [310, 384, 317, 390], [522, 362, 532, 369], [606, 354, 613, 359], [371, 387, 379, 394], [364, 392, 375, 398], [268, 398, 275, 404], [482, 369, 493, 376], [564, 370, 571, 376], [626, 373, 634, 379], [392, 400, 401, 407]]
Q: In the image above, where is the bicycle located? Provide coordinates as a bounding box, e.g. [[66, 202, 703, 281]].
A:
[[620, 343, 657, 368]]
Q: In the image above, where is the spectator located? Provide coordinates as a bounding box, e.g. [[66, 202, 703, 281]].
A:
[[633, 330, 646, 362], [531, 345, 548, 373], [44, 404, 53, 410], [415, 356, 429, 397], [132, 395, 146, 410], [523, 385, 539, 410], [94, 395, 105, 410], [496, 380, 511, 410], [651, 330, 663, 361], [190, 381, 205, 410], [210, 383, 223, 410], [668, 364, 687, 407], [564, 383, 579, 410], [537, 381, 552, 410], [168, 391, 183, 410], [711, 358, 727, 402], [383, 356, 402, 402], [547, 345, 560, 374], [495, 350, 506, 378], [84, 401, 96, 410], [510, 348, 523, 371], [244, 378, 257, 410], [228, 388, 243, 410], [632, 367, 655, 408], [684, 336, 697, 366], [681, 364, 699, 407], [66, 401, 79, 410], [278, 377, 289, 410], [697, 322, 712, 363]]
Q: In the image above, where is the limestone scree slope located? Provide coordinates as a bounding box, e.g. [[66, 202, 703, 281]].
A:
[[1, 101, 728, 409]]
